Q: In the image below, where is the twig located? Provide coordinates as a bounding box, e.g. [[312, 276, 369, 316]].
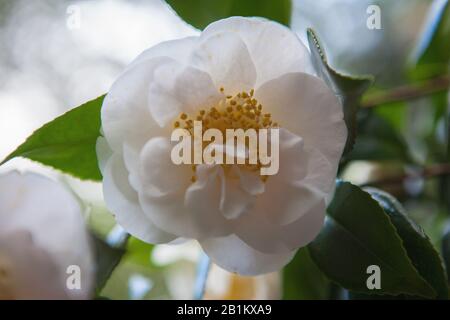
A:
[[360, 163, 450, 188], [361, 75, 450, 108]]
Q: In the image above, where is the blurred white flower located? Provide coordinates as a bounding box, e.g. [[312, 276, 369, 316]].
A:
[[0, 171, 94, 299], [98, 17, 346, 275]]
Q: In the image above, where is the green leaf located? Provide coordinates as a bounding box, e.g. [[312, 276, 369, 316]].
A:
[[365, 188, 449, 299], [345, 110, 412, 163], [443, 227, 450, 283], [308, 181, 436, 298], [283, 247, 330, 300], [124, 237, 155, 267], [1, 95, 105, 181], [91, 232, 127, 292], [413, 0, 450, 79], [307, 29, 373, 155], [166, 0, 291, 29]]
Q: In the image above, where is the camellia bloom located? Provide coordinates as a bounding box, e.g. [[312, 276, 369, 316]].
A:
[[0, 171, 94, 299], [98, 17, 347, 275]]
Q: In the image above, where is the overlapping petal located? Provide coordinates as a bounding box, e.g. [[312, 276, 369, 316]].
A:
[[201, 234, 296, 276], [190, 31, 257, 95], [256, 72, 347, 194], [102, 153, 177, 244], [201, 17, 316, 86], [102, 57, 171, 152], [148, 61, 223, 127]]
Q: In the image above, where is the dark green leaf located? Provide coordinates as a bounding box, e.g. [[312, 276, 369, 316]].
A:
[[283, 247, 330, 300], [307, 29, 373, 155], [365, 188, 448, 299], [346, 110, 412, 163], [166, 0, 291, 29], [92, 232, 127, 292], [309, 181, 435, 298], [1, 95, 105, 181]]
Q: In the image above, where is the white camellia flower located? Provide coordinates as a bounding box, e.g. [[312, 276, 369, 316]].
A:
[[0, 171, 94, 299], [98, 17, 347, 275]]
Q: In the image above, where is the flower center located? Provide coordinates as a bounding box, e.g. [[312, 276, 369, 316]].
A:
[[173, 88, 279, 183]]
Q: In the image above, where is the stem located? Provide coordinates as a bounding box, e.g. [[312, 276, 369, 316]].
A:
[[193, 252, 211, 300], [361, 74, 450, 108], [360, 163, 450, 188]]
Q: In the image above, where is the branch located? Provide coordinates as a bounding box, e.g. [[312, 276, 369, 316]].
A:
[[361, 75, 450, 108], [360, 163, 450, 188]]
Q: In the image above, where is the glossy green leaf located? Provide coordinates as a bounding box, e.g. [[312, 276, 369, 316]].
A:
[[307, 29, 373, 155], [283, 247, 330, 300], [1, 95, 105, 181], [309, 181, 435, 298], [365, 188, 448, 299], [166, 0, 291, 29]]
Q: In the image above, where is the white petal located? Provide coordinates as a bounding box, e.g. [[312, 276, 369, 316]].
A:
[[229, 128, 327, 253], [200, 234, 296, 276], [102, 57, 171, 152], [237, 129, 319, 226], [184, 165, 234, 236], [256, 72, 347, 194], [303, 146, 336, 195], [122, 141, 142, 193], [202, 17, 315, 87], [219, 169, 256, 219], [138, 137, 191, 198], [224, 183, 325, 255], [275, 128, 307, 182], [138, 142, 232, 239], [129, 36, 198, 67], [148, 61, 223, 127], [261, 179, 325, 226], [102, 155, 177, 244], [234, 208, 291, 254], [191, 31, 257, 95], [279, 199, 326, 250], [238, 167, 265, 196], [107, 37, 199, 134]]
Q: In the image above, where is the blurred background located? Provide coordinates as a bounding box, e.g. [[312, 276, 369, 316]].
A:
[[0, 0, 448, 299]]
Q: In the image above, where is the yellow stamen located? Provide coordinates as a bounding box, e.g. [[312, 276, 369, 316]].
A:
[[173, 88, 280, 183]]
